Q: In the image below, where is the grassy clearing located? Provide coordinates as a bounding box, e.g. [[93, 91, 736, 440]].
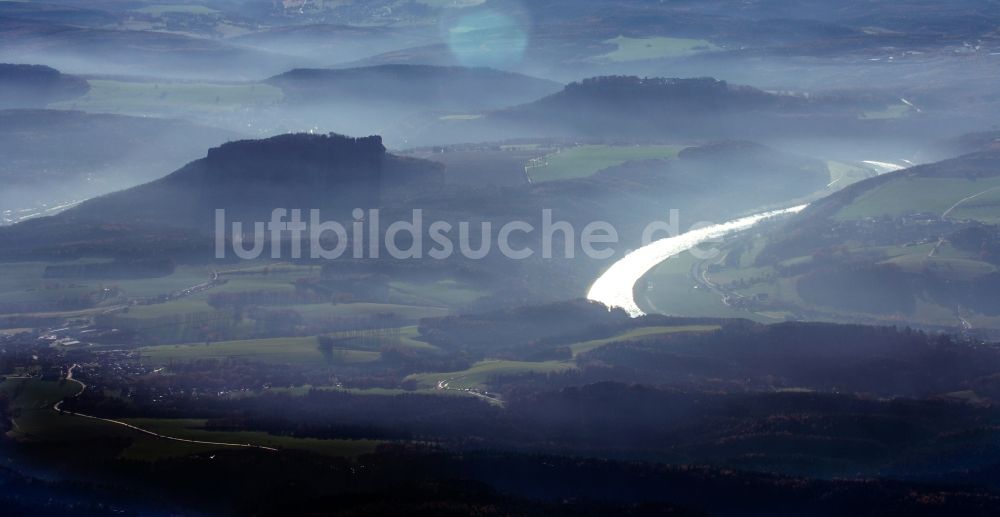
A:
[[118, 299, 219, 320], [0, 260, 113, 308], [883, 253, 995, 281], [210, 275, 303, 295], [0, 285, 93, 305], [290, 303, 449, 322], [109, 266, 215, 298], [859, 103, 913, 120], [947, 188, 1000, 223], [0, 263, 50, 295], [835, 177, 1000, 221], [639, 253, 752, 319], [527, 145, 682, 182], [596, 36, 719, 62], [141, 336, 380, 366], [51, 79, 283, 114], [569, 325, 720, 356], [388, 280, 485, 307], [396, 326, 440, 351], [406, 360, 574, 390]]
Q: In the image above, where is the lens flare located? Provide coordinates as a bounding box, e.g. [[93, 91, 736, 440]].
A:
[[447, 10, 528, 69]]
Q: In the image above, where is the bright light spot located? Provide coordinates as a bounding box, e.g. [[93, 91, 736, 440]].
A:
[[447, 10, 528, 68], [587, 205, 807, 317]]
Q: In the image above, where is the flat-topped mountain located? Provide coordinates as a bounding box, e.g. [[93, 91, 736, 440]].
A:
[[0, 63, 89, 108], [523, 76, 802, 113], [471, 75, 913, 141], [51, 133, 444, 229]]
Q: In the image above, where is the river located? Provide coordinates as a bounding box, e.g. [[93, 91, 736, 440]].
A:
[[586, 205, 808, 317]]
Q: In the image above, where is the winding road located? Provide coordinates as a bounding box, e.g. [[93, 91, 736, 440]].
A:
[[54, 364, 278, 452]]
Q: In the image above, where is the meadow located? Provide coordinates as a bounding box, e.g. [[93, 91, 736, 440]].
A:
[[835, 176, 1000, 221], [405, 323, 721, 389], [140, 336, 380, 366], [406, 360, 574, 390], [526, 144, 682, 182], [639, 252, 758, 319], [568, 324, 720, 356], [50, 79, 283, 115]]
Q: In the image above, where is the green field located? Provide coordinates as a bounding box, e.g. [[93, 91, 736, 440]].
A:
[[388, 279, 485, 307], [835, 177, 1000, 221], [640, 253, 755, 319], [0, 260, 114, 308], [596, 36, 719, 62], [947, 188, 1000, 223], [883, 251, 996, 281], [108, 265, 216, 298], [290, 303, 449, 322], [859, 103, 913, 120], [395, 326, 441, 351], [406, 360, 574, 390], [403, 322, 722, 389], [0, 262, 51, 295], [141, 336, 380, 366], [0, 284, 94, 305], [526, 145, 683, 182], [51, 79, 283, 114], [119, 299, 219, 320]]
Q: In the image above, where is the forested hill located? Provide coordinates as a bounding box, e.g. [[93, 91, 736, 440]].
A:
[[0, 63, 88, 108], [487, 75, 900, 139], [267, 65, 562, 111], [522, 76, 803, 113], [774, 149, 1000, 238], [67, 133, 443, 225], [732, 150, 1000, 325]]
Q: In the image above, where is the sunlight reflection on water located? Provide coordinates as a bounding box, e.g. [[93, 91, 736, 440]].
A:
[[587, 205, 808, 317]]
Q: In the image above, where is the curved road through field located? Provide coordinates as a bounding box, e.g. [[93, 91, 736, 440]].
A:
[[54, 364, 278, 452]]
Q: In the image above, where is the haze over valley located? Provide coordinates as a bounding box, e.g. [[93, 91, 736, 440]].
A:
[[2, 1, 1000, 515]]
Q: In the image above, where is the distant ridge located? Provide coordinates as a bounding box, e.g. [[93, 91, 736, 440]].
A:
[[267, 64, 562, 111], [0, 63, 89, 108]]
